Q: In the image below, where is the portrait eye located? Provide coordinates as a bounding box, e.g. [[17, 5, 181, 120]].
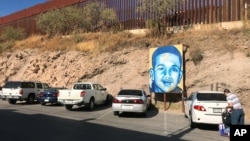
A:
[[170, 66, 179, 72], [155, 65, 164, 71]]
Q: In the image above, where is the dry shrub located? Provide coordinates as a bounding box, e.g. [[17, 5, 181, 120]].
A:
[[0, 40, 15, 52], [76, 40, 96, 52], [14, 35, 43, 49], [42, 35, 77, 51], [190, 47, 203, 65]]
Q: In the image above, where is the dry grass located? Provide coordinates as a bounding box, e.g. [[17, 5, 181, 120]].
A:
[[11, 31, 156, 54], [14, 35, 44, 49], [1, 23, 250, 119]]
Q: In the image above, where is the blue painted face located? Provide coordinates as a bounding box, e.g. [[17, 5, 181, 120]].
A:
[[152, 52, 182, 93]]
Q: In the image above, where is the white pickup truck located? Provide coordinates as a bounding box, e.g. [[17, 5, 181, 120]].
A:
[[1, 81, 50, 104], [58, 82, 111, 111]]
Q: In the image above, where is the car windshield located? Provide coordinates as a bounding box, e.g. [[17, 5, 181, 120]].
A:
[[118, 90, 142, 96], [197, 93, 226, 101], [3, 82, 21, 88], [44, 88, 58, 92], [73, 84, 91, 90]]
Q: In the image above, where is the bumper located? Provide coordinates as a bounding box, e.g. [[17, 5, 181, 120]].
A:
[[1, 95, 21, 100], [39, 97, 58, 103], [192, 112, 223, 124], [60, 100, 84, 105], [112, 103, 146, 113]]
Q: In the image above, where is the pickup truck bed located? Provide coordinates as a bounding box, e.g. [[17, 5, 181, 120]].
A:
[[58, 82, 110, 111]]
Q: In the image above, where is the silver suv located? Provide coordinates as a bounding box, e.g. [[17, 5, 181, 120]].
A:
[[1, 81, 50, 104]]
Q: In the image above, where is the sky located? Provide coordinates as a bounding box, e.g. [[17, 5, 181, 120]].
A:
[[0, 0, 48, 17]]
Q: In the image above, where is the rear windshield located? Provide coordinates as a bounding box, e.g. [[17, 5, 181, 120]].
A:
[[197, 93, 226, 101], [73, 84, 91, 90], [3, 81, 35, 88], [44, 88, 58, 92], [118, 90, 142, 96]]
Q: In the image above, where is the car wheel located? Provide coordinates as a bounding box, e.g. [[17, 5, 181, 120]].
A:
[[27, 94, 35, 104], [141, 111, 147, 117], [88, 98, 95, 111], [184, 111, 188, 118], [65, 105, 73, 111], [41, 102, 46, 106], [147, 102, 152, 110], [104, 95, 110, 106], [8, 99, 17, 104], [189, 114, 196, 128], [113, 111, 119, 116]]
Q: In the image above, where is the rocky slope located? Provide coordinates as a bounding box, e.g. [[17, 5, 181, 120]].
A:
[[0, 29, 250, 118]]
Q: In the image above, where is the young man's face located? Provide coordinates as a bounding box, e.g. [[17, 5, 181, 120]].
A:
[[152, 53, 182, 93]]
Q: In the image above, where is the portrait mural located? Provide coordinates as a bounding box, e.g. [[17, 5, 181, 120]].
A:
[[149, 45, 183, 94]]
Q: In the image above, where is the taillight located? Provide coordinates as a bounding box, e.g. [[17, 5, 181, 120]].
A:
[[194, 105, 206, 111], [133, 99, 143, 104], [52, 93, 59, 97], [113, 98, 122, 103], [19, 89, 23, 95], [80, 91, 85, 97]]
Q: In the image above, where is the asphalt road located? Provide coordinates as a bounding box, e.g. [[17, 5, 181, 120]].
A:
[[0, 100, 230, 141]]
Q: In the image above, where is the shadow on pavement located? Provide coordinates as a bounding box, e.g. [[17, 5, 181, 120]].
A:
[[0, 108, 194, 141]]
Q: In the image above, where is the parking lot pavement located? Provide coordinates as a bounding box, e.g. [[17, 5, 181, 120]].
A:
[[0, 100, 246, 141]]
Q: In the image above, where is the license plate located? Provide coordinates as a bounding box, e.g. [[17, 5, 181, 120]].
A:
[[122, 105, 133, 110], [65, 101, 74, 104], [45, 99, 49, 102], [213, 108, 222, 113]]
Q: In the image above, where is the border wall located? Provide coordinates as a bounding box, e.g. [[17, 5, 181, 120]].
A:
[[0, 0, 249, 35]]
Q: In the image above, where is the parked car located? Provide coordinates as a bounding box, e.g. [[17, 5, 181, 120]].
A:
[[112, 89, 151, 117], [184, 90, 228, 128], [38, 87, 66, 105], [1, 81, 50, 104], [58, 82, 110, 111]]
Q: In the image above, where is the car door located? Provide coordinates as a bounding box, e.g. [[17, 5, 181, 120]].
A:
[[142, 90, 149, 109], [36, 82, 43, 98], [92, 84, 102, 103], [184, 93, 194, 118]]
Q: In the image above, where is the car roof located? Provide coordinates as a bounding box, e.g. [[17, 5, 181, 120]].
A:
[[120, 89, 143, 91], [195, 90, 223, 94]]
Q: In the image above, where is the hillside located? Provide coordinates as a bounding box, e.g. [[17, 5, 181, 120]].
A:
[[0, 27, 250, 119]]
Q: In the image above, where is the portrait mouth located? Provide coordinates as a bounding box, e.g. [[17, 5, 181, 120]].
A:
[[162, 79, 173, 87]]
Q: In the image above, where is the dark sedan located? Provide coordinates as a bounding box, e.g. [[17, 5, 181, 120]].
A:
[[38, 87, 65, 105]]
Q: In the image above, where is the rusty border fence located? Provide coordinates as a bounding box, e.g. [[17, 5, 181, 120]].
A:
[[0, 0, 249, 35]]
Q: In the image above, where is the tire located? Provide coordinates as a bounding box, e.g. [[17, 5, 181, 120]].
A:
[[113, 111, 119, 116], [65, 105, 73, 111], [27, 94, 35, 104], [141, 111, 147, 117], [41, 102, 46, 106], [189, 113, 196, 128], [87, 98, 95, 111], [8, 99, 17, 104], [104, 95, 110, 106], [184, 111, 188, 118]]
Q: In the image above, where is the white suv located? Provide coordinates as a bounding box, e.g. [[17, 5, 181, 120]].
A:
[[1, 81, 50, 104]]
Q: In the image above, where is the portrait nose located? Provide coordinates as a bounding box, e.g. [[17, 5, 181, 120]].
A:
[[162, 68, 171, 76]]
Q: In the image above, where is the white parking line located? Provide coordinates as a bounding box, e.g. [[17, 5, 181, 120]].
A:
[[164, 111, 168, 135], [96, 109, 113, 119]]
